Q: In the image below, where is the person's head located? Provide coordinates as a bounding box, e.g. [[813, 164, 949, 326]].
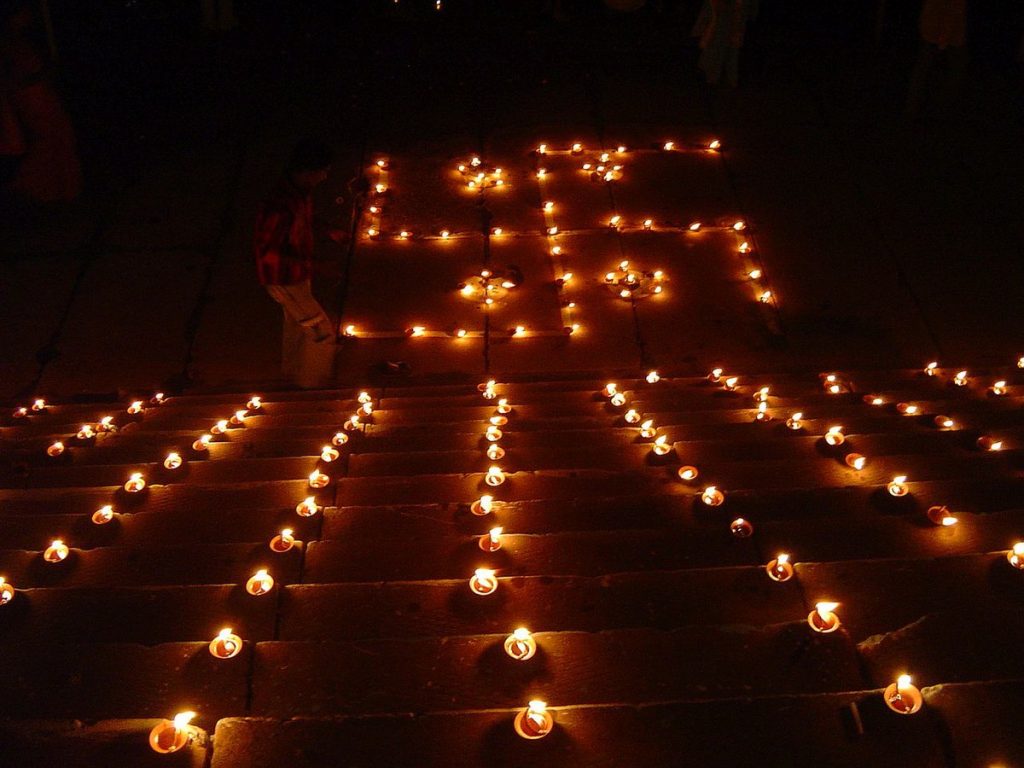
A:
[[287, 138, 333, 192]]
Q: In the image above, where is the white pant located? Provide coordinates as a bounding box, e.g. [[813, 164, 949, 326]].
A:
[[264, 280, 334, 388]]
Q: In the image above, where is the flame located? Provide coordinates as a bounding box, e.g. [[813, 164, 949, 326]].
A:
[[709, 139, 721, 150], [689, 222, 701, 231], [897, 674, 912, 690], [489, 527, 503, 543], [815, 601, 839, 617], [172, 711, 196, 729], [663, 141, 675, 150]]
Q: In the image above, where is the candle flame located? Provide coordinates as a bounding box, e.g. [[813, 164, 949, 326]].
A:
[[172, 711, 196, 729], [897, 674, 912, 689]]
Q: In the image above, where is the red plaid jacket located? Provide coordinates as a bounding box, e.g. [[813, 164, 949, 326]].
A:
[[254, 179, 315, 286]]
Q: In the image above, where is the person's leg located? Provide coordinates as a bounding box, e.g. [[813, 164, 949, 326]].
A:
[[265, 282, 335, 387]]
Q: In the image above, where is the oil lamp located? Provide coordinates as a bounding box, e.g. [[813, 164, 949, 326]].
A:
[[320, 445, 340, 462], [547, 226, 558, 235], [639, 420, 657, 439], [747, 268, 762, 280], [758, 290, 773, 303], [678, 465, 699, 481], [896, 403, 919, 416], [624, 408, 641, 424], [734, 220, 746, 231], [646, 370, 660, 384], [410, 326, 426, 337], [514, 700, 553, 739], [0, 576, 14, 605], [824, 426, 845, 447], [47, 440, 65, 457], [485, 425, 502, 442], [610, 392, 627, 407], [492, 227, 503, 236], [927, 505, 958, 526], [739, 241, 750, 253], [1018, 355, 1024, 368], [486, 444, 505, 461], [934, 415, 955, 429], [537, 143, 547, 154], [643, 219, 653, 230], [845, 453, 866, 470], [332, 431, 349, 446], [230, 409, 247, 426], [209, 628, 243, 659], [730, 517, 753, 537], [149, 711, 205, 754], [247, 395, 262, 411], [469, 568, 498, 595], [724, 377, 739, 391], [652, 435, 672, 456], [127, 400, 145, 415], [924, 361, 938, 376], [480, 526, 503, 551], [689, 222, 702, 231], [1007, 542, 1024, 569], [709, 139, 721, 150], [609, 215, 621, 228], [496, 398, 512, 415], [754, 402, 770, 422], [11, 406, 27, 419], [766, 553, 793, 582], [164, 452, 183, 470], [977, 436, 1003, 451], [295, 496, 320, 517], [504, 628, 537, 661], [97, 416, 115, 432], [884, 675, 923, 715], [124, 472, 146, 493], [245, 569, 274, 596], [43, 539, 69, 563], [343, 324, 357, 336], [991, 380, 1008, 396], [211, 419, 229, 435], [360, 401, 373, 414], [953, 370, 968, 387], [192, 434, 212, 451], [471, 495, 493, 516], [786, 412, 803, 430], [344, 414, 361, 431], [702, 486, 724, 506], [864, 394, 884, 406], [708, 367, 723, 383], [489, 415, 508, 427], [92, 505, 114, 525], [663, 141, 675, 151], [807, 601, 841, 633], [571, 142, 583, 153], [887, 475, 909, 497], [512, 325, 527, 337], [399, 230, 411, 239], [485, 466, 506, 486], [308, 469, 330, 489], [270, 528, 296, 552], [31, 398, 46, 412]]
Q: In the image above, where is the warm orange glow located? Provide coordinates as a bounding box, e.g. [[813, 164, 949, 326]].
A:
[[245, 569, 274, 596], [953, 370, 968, 386], [845, 453, 866, 470], [1007, 542, 1024, 569], [209, 628, 243, 659], [31, 398, 46, 412], [678, 465, 699, 481], [211, 418, 229, 435], [43, 539, 69, 563], [924, 361, 938, 376], [47, 440, 65, 457], [640, 419, 657, 439], [127, 400, 145, 415], [515, 699, 554, 739], [0, 576, 14, 605], [786, 412, 803, 430], [471, 494, 493, 516], [808, 601, 841, 633], [927, 505, 958, 527], [824, 426, 845, 447], [270, 528, 296, 553], [896, 403, 919, 416], [991, 380, 1008, 396], [652, 435, 672, 456], [308, 469, 330, 489], [332, 431, 349, 447], [485, 466, 506, 486], [888, 475, 909, 497], [730, 517, 753, 537], [149, 711, 201, 754], [766, 553, 794, 582], [92, 505, 114, 525], [163, 452, 183, 470], [884, 674, 923, 715], [504, 627, 537, 661], [124, 472, 146, 493], [296, 496, 320, 517], [702, 486, 724, 506], [469, 568, 498, 595]]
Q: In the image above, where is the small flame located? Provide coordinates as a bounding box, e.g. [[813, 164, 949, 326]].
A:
[[172, 711, 196, 729]]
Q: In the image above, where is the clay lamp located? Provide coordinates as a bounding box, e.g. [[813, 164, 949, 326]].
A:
[[934, 415, 955, 429], [320, 445, 340, 463], [246, 395, 262, 411], [884, 675, 923, 715], [127, 400, 145, 415], [150, 392, 167, 406], [766, 553, 794, 582], [739, 241, 751, 254], [1018, 355, 1024, 368], [43, 539, 69, 563], [663, 141, 675, 150], [608, 215, 621, 228], [97, 416, 116, 433], [192, 434, 212, 452], [977, 436, 1003, 452], [149, 711, 205, 754], [864, 394, 884, 406], [610, 392, 627, 407], [822, 373, 845, 394], [343, 414, 361, 431], [469, 568, 498, 596], [624, 409, 641, 425], [209, 628, 243, 659], [496, 398, 512, 415], [265, 527, 295, 554], [0, 576, 14, 605], [331, 432, 349, 447], [229, 410, 247, 427], [807, 601, 841, 633], [707, 367, 723, 383], [927, 505, 958, 527], [747, 268, 762, 280], [896, 403, 919, 416], [360, 401, 373, 416], [646, 370, 661, 384], [486, 444, 505, 461], [31, 398, 47, 412], [887, 475, 909, 497], [689, 222, 702, 231], [953, 370, 968, 387], [357, 391, 372, 405], [211, 419, 230, 435], [1007, 542, 1024, 569], [701, 486, 725, 506], [758, 290, 773, 303], [733, 220, 746, 231], [845, 453, 867, 470], [515, 700, 554, 739], [295, 496, 320, 517], [485, 425, 503, 442], [245, 569, 274, 596], [11, 406, 28, 419], [640, 420, 657, 439], [785, 412, 804, 431], [730, 518, 753, 537], [480, 526, 503, 552], [92, 505, 115, 525], [471, 495, 493, 516], [489, 414, 508, 427], [753, 386, 770, 403], [163, 452, 183, 470], [342, 324, 357, 337], [603, 382, 618, 398], [571, 142, 583, 154], [754, 402, 770, 422], [481, 380, 497, 400], [991, 380, 1008, 396], [124, 472, 146, 493], [651, 435, 672, 456], [924, 361, 938, 376], [485, 466, 506, 487], [643, 219, 653, 230], [504, 628, 537, 661], [678, 466, 699, 482], [724, 376, 739, 391], [308, 469, 330, 489], [46, 440, 65, 458], [824, 426, 845, 447]]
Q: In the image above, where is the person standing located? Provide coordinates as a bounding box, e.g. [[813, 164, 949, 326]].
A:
[[255, 139, 336, 389]]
